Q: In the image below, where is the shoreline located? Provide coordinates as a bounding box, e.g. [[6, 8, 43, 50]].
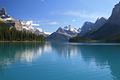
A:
[[0, 41, 45, 43], [0, 41, 120, 44]]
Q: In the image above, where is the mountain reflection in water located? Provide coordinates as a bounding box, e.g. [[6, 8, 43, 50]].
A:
[[0, 42, 120, 80]]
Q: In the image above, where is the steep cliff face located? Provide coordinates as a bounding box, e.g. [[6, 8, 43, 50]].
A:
[[108, 2, 120, 25]]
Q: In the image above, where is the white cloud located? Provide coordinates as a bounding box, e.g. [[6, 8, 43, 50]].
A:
[[51, 11, 109, 20], [25, 20, 59, 26], [32, 23, 40, 26], [44, 32, 51, 35], [25, 20, 40, 27], [48, 21, 58, 25], [72, 19, 77, 22]]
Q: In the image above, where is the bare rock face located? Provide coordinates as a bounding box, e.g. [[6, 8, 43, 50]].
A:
[[107, 2, 120, 25], [78, 17, 107, 37], [14, 21, 23, 31], [79, 22, 94, 36]]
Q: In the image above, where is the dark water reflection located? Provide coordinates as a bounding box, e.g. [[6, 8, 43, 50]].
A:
[[0, 42, 120, 80], [79, 45, 120, 80]]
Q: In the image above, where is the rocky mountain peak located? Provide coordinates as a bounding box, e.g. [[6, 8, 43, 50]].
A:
[[64, 25, 72, 31], [56, 27, 65, 33], [64, 25, 79, 33], [81, 22, 94, 29], [95, 17, 107, 26], [0, 8, 7, 16], [111, 2, 120, 16], [56, 25, 79, 34], [96, 17, 106, 22]]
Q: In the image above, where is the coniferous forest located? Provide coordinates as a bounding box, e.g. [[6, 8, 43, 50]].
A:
[[0, 22, 45, 41]]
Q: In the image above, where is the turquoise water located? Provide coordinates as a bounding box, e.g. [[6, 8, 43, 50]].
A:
[[0, 42, 120, 80]]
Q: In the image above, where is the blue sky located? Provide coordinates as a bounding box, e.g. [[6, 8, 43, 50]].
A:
[[0, 0, 120, 32]]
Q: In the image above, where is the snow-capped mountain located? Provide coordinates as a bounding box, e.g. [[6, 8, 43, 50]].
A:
[[47, 25, 79, 42], [56, 25, 80, 36], [16, 21, 49, 37], [21, 21, 42, 33], [64, 25, 79, 33]]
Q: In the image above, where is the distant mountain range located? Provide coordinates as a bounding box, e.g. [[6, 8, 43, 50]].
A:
[[47, 16, 108, 42]]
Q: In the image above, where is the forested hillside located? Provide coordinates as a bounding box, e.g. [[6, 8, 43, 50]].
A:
[[0, 21, 45, 41]]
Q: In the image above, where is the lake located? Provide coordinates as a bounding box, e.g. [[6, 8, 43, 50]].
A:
[[0, 42, 120, 80]]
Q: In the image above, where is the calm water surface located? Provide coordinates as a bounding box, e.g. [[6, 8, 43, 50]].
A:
[[0, 42, 120, 80]]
